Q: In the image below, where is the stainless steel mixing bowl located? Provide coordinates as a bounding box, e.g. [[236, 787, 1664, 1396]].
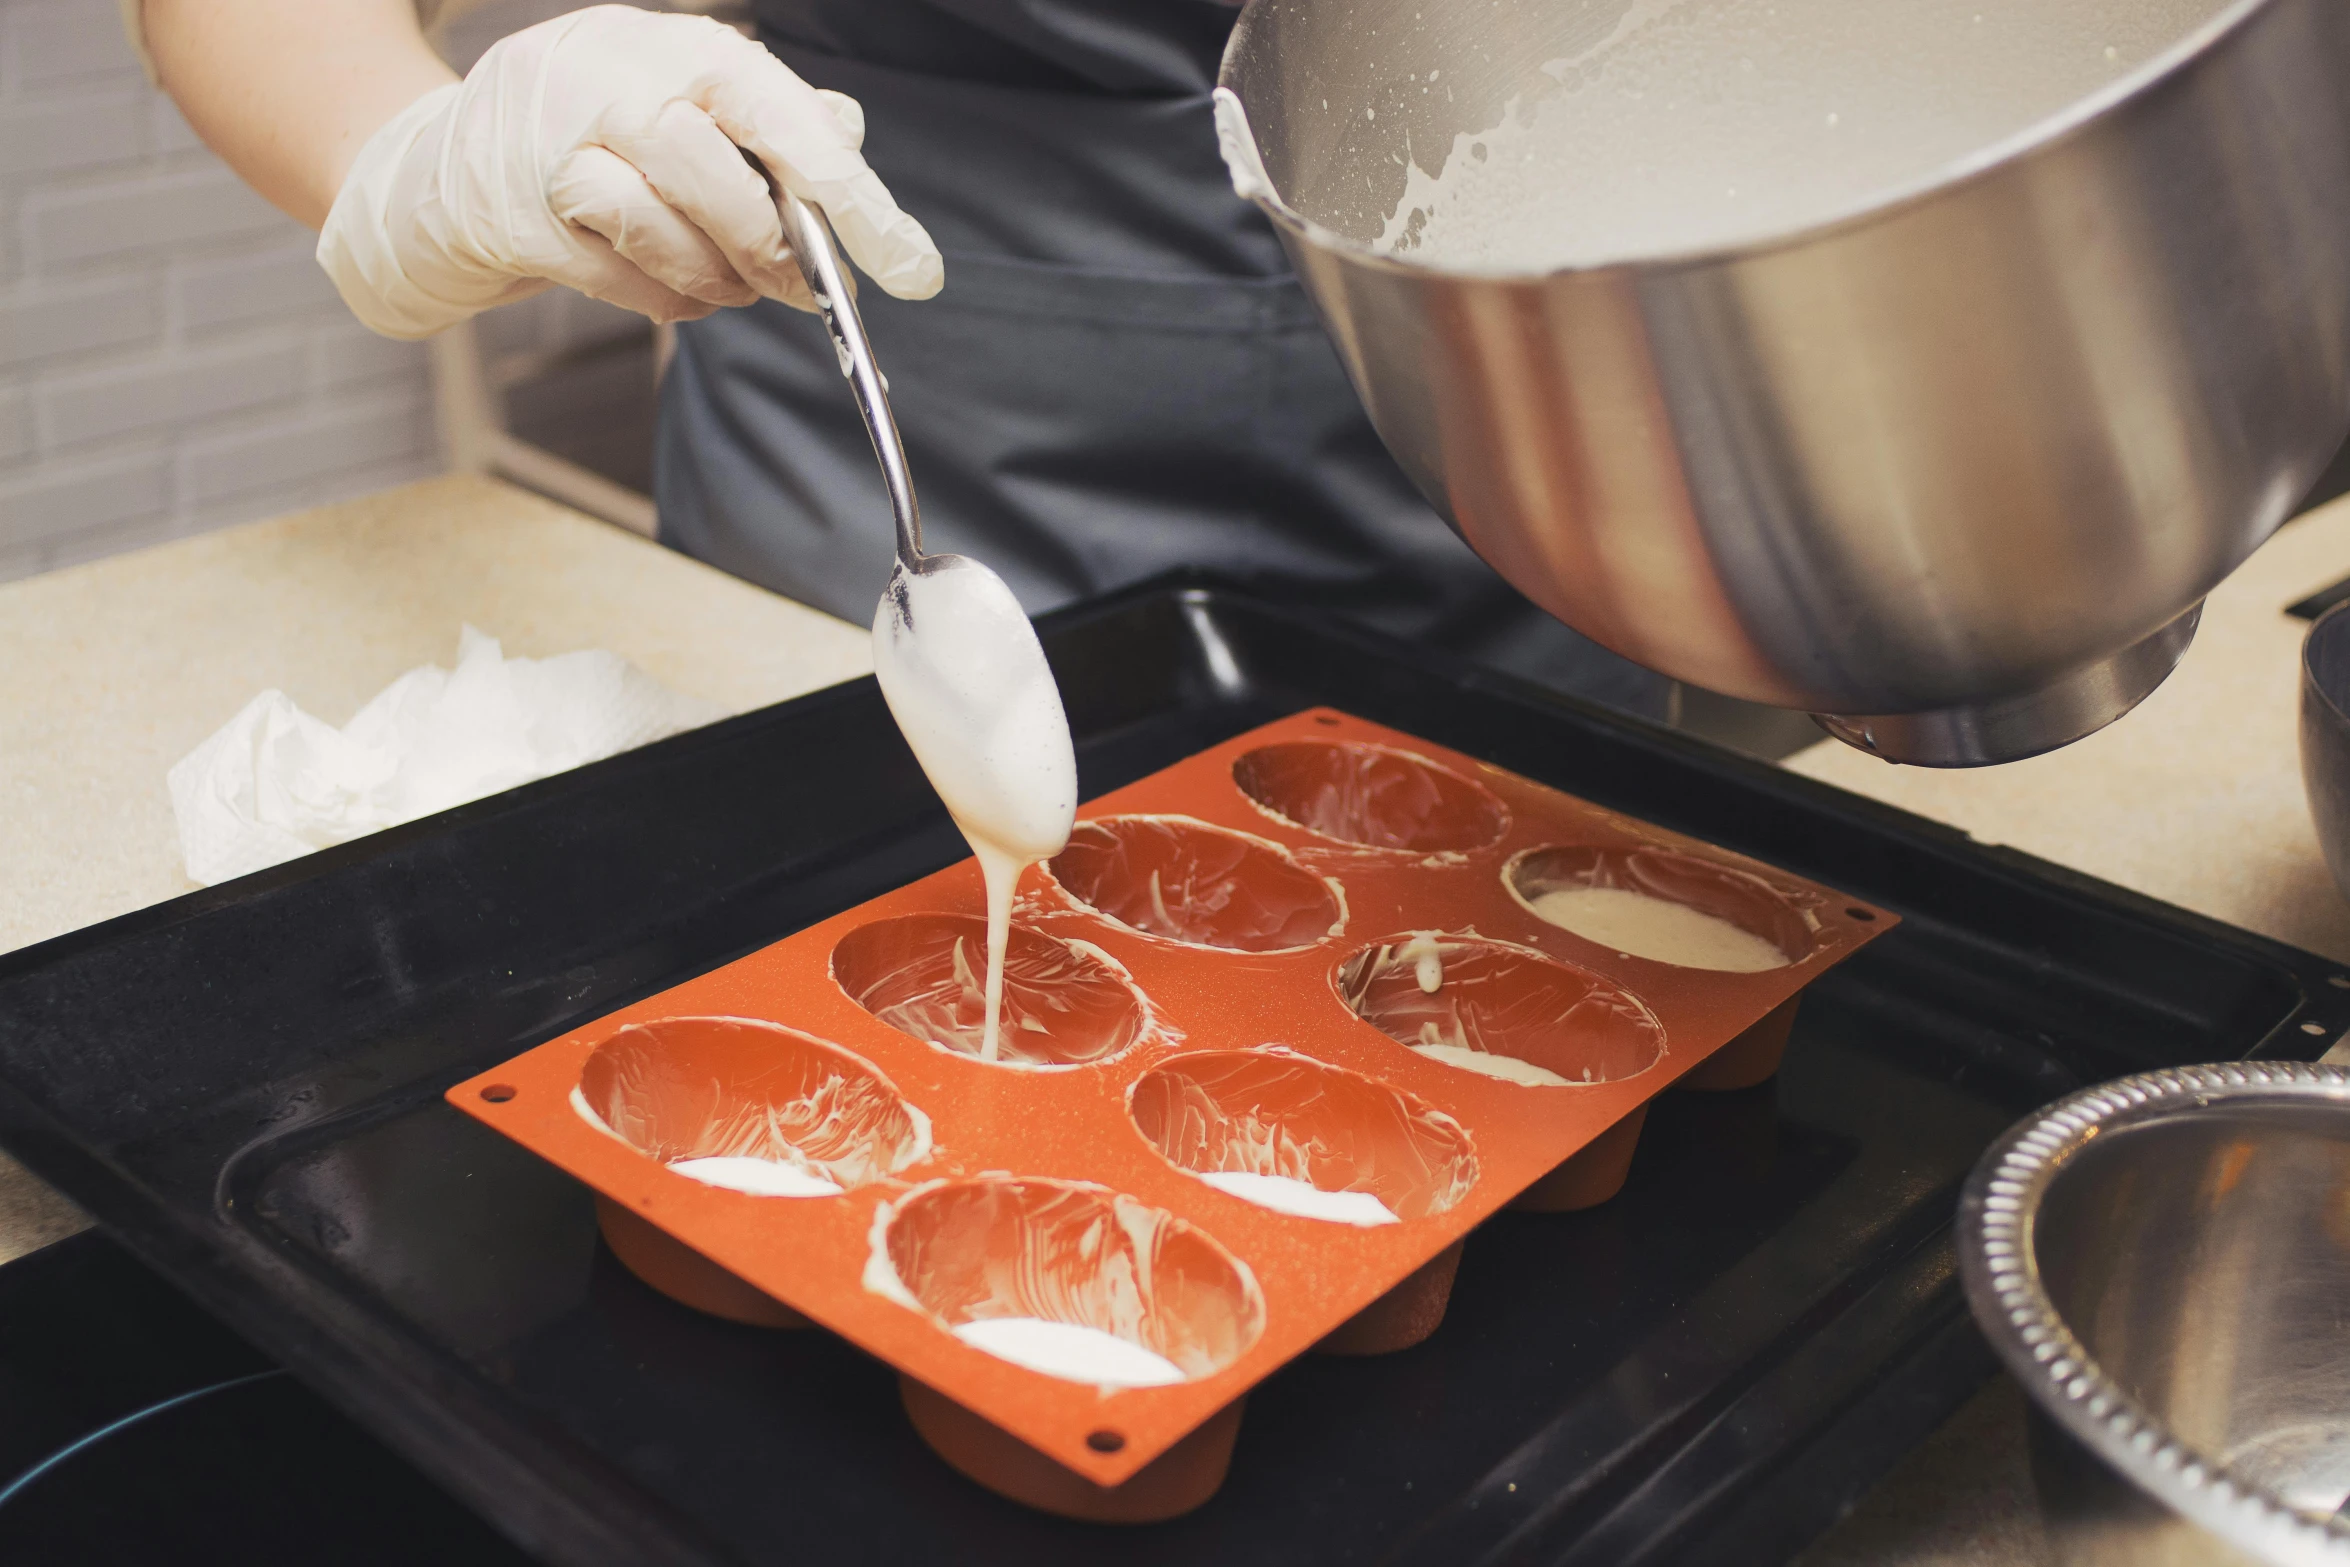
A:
[[1218, 0, 2350, 764], [1960, 1063, 2350, 1566]]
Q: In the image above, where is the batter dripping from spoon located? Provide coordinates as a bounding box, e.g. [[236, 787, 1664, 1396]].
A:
[[871, 562, 1076, 1061], [772, 189, 1078, 1064]]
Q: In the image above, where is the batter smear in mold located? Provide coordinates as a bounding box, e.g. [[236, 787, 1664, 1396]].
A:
[[833, 913, 1151, 1068], [1232, 741, 1508, 853], [574, 1017, 932, 1196], [1340, 935, 1665, 1087], [867, 1177, 1265, 1388], [1131, 1048, 1478, 1225], [1049, 815, 1343, 952]]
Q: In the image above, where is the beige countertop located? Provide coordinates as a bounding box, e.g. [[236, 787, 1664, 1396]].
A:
[[0, 473, 870, 962], [7, 473, 2350, 1561]]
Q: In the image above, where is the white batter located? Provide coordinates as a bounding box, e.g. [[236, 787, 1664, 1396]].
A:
[[1399, 932, 1445, 994], [1413, 1041, 1576, 1088], [1528, 886, 1788, 972], [668, 1154, 845, 1198], [872, 561, 1077, 1062], [1198, 1169, 1401, 1227], [1373, 0, 2224, 269], [570, 1085, 623, 1141], [952, 1317, 1187, 1387]]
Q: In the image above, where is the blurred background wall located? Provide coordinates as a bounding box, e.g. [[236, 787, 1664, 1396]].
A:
[[5, 0, 2346, 600], [0, 0, 658, 584]]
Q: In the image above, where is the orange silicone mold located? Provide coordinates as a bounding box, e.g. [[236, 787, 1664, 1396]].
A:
[[451, 709, 1893, 1508]]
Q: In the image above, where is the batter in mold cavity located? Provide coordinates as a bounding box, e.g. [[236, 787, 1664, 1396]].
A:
[[1508, 847, 1806, 974], [1525, 886, 1788, 973]]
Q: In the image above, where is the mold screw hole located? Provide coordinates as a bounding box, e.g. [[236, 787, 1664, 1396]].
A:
[[2303, 1021, 2329, 1037], [2331, 976, 2350, 990], [1845, 907, 1876, 922], [480, 1084, 518, 1103], [1086, 1429, 1127, 1454]]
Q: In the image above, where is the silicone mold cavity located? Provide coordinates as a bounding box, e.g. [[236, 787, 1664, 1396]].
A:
[[1130, 1049, 1478, 1223], [1337, 936, 1666, 1086], [576, 1017, 930, 1190], [870, 1177, 1265, 1383], [1232, 741, 1508, 853], [832, 913, 1150, 1069], [1507, 846, 1814, 971], [1048, 815, 1342, 952]]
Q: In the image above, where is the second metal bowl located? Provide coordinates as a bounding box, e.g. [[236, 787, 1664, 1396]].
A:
[[1961, 1063, 2350, 1566]]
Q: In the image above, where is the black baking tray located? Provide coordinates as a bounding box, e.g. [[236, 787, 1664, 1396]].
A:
[[2, 581, 2342, 1567]]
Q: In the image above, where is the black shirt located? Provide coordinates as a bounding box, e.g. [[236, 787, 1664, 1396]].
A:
[[754, 0, 1239, 96]]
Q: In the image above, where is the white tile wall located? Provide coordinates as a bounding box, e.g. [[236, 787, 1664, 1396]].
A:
[[0, 0, 437, 581], [0, 0, 660, 584]]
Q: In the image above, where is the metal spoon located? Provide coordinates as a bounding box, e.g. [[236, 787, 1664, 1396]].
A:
[[769, 191, 1060, 653], [773, 191, 924, 574], [768, 185, 1075, 856]]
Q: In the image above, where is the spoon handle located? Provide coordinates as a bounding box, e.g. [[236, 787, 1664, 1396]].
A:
[[775, 188, 925, 568]]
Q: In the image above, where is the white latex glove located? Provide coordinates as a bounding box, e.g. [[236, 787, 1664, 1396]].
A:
[[317, 4, 942, 338]]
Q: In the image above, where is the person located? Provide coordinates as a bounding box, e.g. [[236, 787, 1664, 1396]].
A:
[[141, 0, 1666, 718]]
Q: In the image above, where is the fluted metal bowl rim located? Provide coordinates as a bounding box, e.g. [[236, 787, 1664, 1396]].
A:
[[1958, 1063, 2350, 1566], [1219, 0, 2272, 282]]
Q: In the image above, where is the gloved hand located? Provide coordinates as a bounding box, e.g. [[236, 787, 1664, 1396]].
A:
[[317, 4, 942, 339]]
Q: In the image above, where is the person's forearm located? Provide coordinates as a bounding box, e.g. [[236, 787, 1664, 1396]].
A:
[[143, 0, 457, 229]]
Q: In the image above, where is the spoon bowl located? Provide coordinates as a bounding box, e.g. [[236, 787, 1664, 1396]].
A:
[[873, 553, 1075, 865]]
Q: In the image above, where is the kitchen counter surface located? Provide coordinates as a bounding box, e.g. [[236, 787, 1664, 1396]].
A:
[[7, 472, 2350, 1563]]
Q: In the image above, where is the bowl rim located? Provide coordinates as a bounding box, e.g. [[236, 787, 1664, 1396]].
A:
[[1218, 0, 2277, 282], [1958, 1062, 2350, 1566], [2304, 601, 2350, 730]]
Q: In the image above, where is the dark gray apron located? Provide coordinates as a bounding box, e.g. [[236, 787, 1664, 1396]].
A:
[[654, 0, 1668, 717]]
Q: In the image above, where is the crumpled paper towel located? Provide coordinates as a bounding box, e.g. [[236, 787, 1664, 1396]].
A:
[[168, 626, 723, 885]]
